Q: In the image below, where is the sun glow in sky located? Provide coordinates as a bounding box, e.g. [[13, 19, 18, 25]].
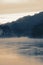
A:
[[0, 0, 28, 4], [0, 12, 40, 24], [0, 0, 37, 4], [0, 0, 43, 4], [0, 0, 42, 4], [0, 0, 43, 24]]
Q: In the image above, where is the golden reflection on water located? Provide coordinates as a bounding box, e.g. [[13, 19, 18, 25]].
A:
[[0, 37, 43, 65], [0, 54, 43, 65]]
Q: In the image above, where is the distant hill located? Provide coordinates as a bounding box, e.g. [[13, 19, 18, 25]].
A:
[[0, 12, 43, 38]]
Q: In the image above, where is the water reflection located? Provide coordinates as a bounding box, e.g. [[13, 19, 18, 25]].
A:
[[0, 39, 43, 63]]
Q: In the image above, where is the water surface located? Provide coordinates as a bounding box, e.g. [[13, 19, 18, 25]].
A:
[[0, 37, 43, 65]]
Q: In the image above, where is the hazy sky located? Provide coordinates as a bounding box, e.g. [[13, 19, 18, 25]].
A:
[[0, 0, 43, 13], [0, 0, 43, 24], [0, 0, 38, 4], [0, 0, 28, 3], [0, 12, 38, 24]]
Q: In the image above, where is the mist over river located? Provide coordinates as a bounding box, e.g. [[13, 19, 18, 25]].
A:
[[0, 37, 43, 65]]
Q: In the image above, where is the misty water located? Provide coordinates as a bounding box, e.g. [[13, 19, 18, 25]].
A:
[[0, 37, 43, 65]]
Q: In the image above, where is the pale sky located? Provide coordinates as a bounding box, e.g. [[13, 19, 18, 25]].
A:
[[0, 12, 39, 24], [0, 0, 43, 13], [0, 0, 42, 4], [0, 0, 43, 24], [0, 0, 39, 4], [0, 0, 28, 3]]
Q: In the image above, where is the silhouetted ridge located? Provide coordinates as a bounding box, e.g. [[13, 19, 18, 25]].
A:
[[0, 12, 43, 38]]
